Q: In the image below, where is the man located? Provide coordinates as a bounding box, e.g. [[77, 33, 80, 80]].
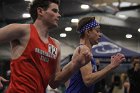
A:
[[127, 56, 140, 93], [0, 0, 92, 93], [65, 16, 126, 93]]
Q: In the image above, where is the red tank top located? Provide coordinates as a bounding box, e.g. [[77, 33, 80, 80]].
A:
[[6, 24, 58, 93]]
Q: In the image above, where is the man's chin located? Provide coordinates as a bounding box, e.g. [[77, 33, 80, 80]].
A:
[[53, 23, 58, 27], [49, 24, 58, 29], [55, 24, 59, 27], [94, 41, 99, 45]]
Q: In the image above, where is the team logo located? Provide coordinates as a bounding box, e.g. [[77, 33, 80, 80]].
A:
[[48, 44, 57, 56], [35, 45, 57, 62]]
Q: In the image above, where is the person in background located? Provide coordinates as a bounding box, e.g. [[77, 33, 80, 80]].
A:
[[127, 56, 140, 93], [93, 59, 106, 93], [65, 16, 126, 93], [0, 0, 92, 93], [120, 72, 129, 93]]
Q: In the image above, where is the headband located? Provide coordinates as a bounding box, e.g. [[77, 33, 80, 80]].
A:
[[79, 20, 100, 34]]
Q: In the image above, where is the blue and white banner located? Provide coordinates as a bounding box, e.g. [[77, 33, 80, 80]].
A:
[[92, 34, 140, 58]]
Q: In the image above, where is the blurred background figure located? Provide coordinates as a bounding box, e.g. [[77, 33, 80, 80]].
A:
[[109, 74, 124, 93], [94, 59, 106, 93], [127, 56, 140, 93], [0, 70, 10, 93], [108, 72, 129, 93], [120, 73, 130, 93]]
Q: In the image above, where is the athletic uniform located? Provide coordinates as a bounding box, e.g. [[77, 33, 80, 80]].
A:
[[65, 57, 97, 93], [6, 24, 58, 93]]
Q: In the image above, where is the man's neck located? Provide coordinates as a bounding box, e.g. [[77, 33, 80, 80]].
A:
[[80, 38, 92, 50], [33, 20, 49, 38]]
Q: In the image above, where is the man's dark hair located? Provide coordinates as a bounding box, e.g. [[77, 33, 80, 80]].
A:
[[77, 16, 95, 38], [29, 0, 60, 22]]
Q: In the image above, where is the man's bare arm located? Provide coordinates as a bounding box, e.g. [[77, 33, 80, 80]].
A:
[[81, 53, 126, 87], [0, 23, 27, 43], [49, 42, 92, 89]]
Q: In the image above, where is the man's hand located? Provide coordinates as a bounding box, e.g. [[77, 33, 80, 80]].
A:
[[110, 53, 126, 68], [72, 45, 93, 68], [0, 76, 9, 89]]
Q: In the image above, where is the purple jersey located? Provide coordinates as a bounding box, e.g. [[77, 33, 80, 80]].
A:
[[65, 58, 97, 93]]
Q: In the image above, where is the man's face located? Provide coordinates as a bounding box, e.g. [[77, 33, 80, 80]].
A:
[[88, 26, 101, 45], [39, 3, 61, 28]]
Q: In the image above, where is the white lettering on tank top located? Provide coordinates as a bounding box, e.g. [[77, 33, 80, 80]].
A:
[[35, 44, 57, 62]]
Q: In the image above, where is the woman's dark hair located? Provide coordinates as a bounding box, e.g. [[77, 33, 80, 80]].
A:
[[131, 56, 140, 66]]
